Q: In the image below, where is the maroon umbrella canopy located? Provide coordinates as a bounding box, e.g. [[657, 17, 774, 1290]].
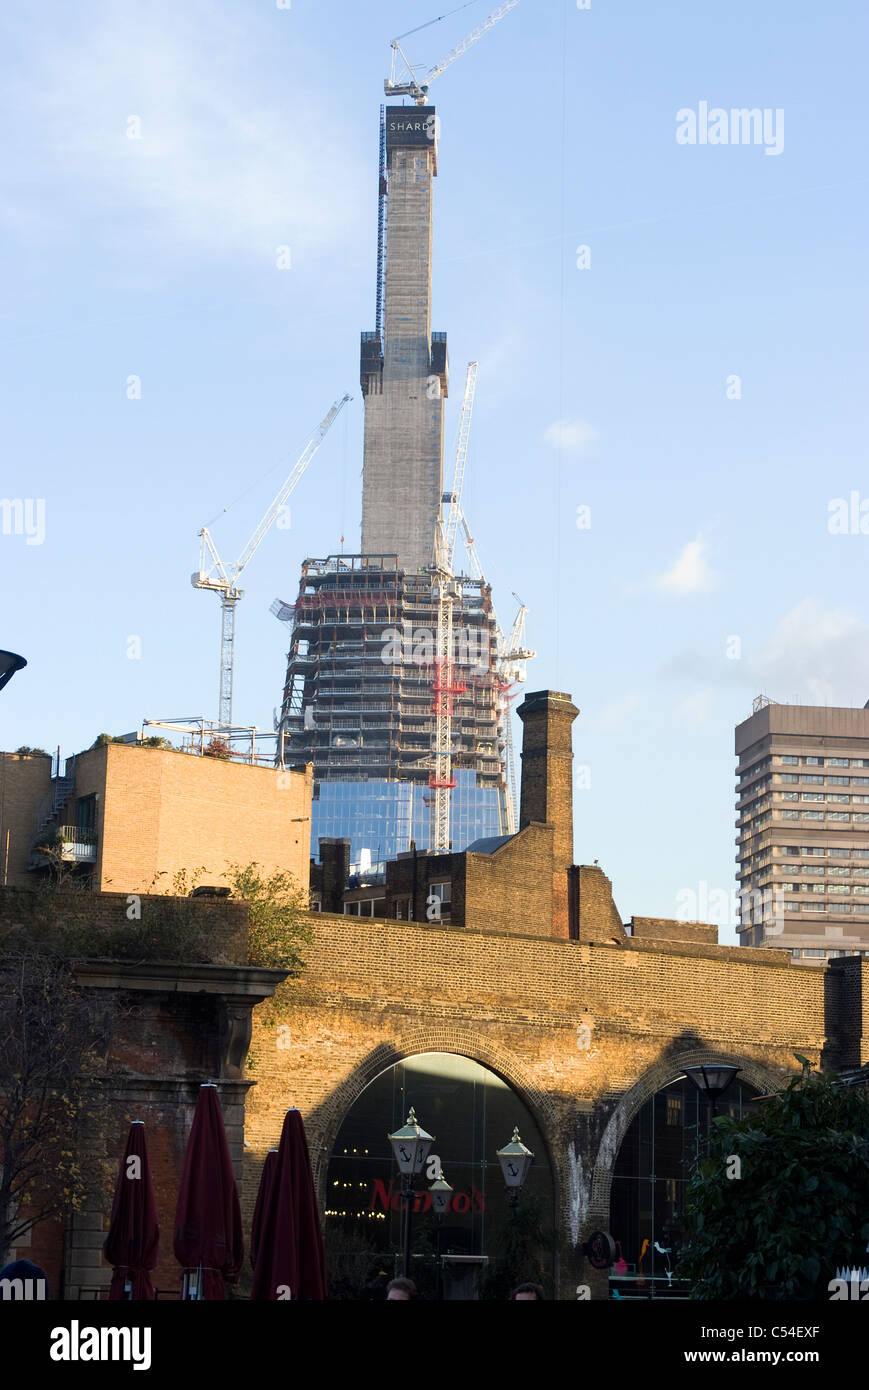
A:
[[250, 1150, 278, 1271], [250, 1108, 327, 1301], [103, 1120, 159, 1301], [174, 1084, 244, 1300]]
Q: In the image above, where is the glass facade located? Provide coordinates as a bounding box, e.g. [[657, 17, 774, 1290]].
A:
[[311, 769, 507, 865], [324, 1052, 554, 1299], [609, 1074, 757, 1298]]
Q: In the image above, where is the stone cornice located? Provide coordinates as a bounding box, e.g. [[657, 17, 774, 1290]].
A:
[[73, 958, 288, 997]]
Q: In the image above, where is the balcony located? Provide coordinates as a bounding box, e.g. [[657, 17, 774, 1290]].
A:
[[33, 825, 98, 864]]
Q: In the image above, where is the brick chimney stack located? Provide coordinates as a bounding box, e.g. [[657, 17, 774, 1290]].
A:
[[517, 690, 579, 874]]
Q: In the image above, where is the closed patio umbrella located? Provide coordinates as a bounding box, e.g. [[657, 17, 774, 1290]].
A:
[[103, 1120, 159, 1301], [250, 1108, 326, 1300], [250, 1149, 278, 1271], [174, 1083, 244, 1300]]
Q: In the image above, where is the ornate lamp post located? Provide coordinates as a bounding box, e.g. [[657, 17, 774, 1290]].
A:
[[0, 651, 26, 695], [428, 1170, 453, 1300], [496, 1126, 534, 1210], [388, 1107, 434, 1278]]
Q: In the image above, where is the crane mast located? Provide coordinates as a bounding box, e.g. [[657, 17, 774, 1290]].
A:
[[192, 393, 351, 730]]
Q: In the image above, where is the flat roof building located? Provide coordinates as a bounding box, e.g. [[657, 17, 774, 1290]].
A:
[[735, 697, 869, 964], [0, 739, 311, 895]]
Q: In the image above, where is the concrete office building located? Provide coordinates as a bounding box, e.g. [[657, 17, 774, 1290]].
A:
[[736, 697, 869, 964]]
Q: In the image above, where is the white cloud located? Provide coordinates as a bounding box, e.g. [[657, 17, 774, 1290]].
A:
[[752, 598, 869, 706], [595, 692, 643, 733], [1, 3, 365, 265], [673, 690, 714, 728], [652, 534, 718, 595], [543, 418, 598, 453]]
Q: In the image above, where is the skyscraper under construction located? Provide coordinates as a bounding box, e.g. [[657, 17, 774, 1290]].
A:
[[276, 103, 516, 868]]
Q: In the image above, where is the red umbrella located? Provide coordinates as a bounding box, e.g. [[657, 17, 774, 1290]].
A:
[[250, 1108, 327, 1301], [103, 1120, 159, 1300], [174, 1083, 244, 1300], [250, 1149, 278, 1271]]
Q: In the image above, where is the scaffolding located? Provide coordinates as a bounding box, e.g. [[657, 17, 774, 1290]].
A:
[[274, 554, 506, 833]]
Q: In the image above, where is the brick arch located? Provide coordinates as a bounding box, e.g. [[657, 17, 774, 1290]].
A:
[[310, 1026, 564, 1226], [584, 1049, 786, 1239]]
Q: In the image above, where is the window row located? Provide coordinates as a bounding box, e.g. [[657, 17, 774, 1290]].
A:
[[777, 755, 869, 768]]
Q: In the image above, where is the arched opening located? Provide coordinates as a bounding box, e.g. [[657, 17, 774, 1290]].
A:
[[324, 1051, 556, 1299], [608, 1072, 759, 1298]]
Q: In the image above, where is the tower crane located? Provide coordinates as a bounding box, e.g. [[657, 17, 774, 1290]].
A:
[[386, 0, 520, 104], [192, 393, 351, 730], [429, 361, 477, 851]]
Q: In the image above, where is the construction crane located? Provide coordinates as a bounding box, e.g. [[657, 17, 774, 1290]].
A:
[[386, 0, 520, 104], [192, 393, 351, 730], [439, 361, 478, 571], [428, 362, 477, 851]]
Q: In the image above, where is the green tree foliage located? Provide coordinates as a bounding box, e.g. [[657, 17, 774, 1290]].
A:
[[680, 1058, 869, 1299], [0, 946, 114, 1261], [478, 1193, 552, 1300], [225, 862, 311, 971]]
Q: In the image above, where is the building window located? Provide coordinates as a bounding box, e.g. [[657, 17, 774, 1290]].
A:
[[780, 810, 799, 819], [828, 758, 850, 767], [429, 881, 451, 905], [828, 777, 850, 786], [830, 904, 852, 913], [801, 812, 825, 821], [827, 866, 850, 876], [830, 848, 850, 857], [394, 898, 412, 921], [780, 792, 799, 802], [801, 793, 825, 802], [779, 756, 799, 765], [854, 813, 869, 823], [779, 773, 800, 783], [802, 775, 824, 784], [804, 757, 825, 766], [802, 847, 825, 856], [802, 949, 826, 957], [76, 794, 97, 834], [829, 885, 850, 895], [828, 813, 851, 822], [310, 892, 322, 912], [828, 794, 850, 803]]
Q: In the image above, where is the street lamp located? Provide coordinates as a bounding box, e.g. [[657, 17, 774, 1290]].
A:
[[428, 1171, 453, 1299], [684, 1065, 741, 1151], [0, 651, 26, 695], [388, 1107, 434, 1277], [496, 1126, 534, 1209]]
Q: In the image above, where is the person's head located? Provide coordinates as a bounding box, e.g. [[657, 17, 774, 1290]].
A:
[[509, 1282, 544, 1301], [386, 1277, 418, 1301]]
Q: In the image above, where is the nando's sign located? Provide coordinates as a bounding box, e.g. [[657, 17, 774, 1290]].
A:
[[371, 1178, 485, 1216]]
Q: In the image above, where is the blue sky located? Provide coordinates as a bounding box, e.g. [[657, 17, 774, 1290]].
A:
[[2, 0, 868, 939]]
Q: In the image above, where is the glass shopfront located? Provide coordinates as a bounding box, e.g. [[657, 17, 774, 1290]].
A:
[[609, 1073, 758, 1297], [324, 1052, 555, 1299]]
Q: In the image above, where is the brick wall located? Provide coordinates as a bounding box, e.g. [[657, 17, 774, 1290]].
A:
[[0, 752, 52, 886], [243, 909, 849, 1297], [69, 743, 312, 895]]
